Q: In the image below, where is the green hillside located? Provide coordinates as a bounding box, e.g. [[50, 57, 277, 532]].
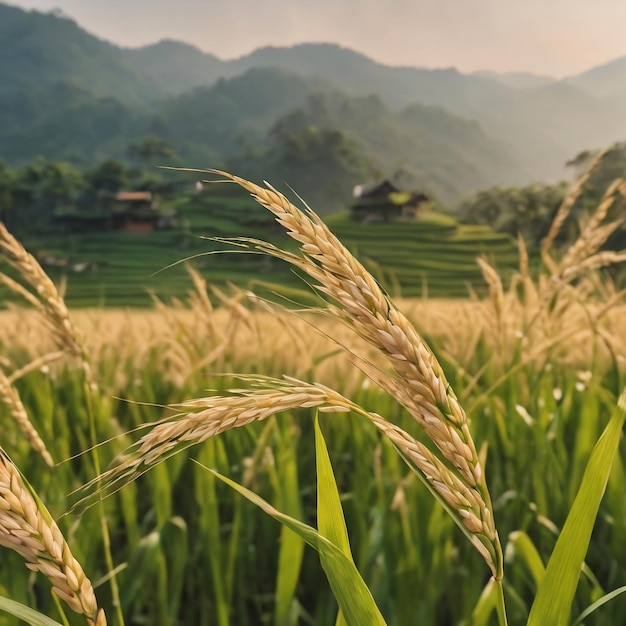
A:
[[326, 211, 520, 298], [0, 4, 165, 104], [1, 3, 625, 189], [14, 187, 521, 307], [0, 64, 519, 205]]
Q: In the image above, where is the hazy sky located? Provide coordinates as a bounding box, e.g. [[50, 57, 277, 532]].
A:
[[8, 0, 626, 77]]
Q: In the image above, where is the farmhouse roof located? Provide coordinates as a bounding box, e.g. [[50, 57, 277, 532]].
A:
[[115, 191, 153, 202], [352, 180, 400, 199]]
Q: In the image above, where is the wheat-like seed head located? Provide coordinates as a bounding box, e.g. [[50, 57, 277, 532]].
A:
[[0, 449, 105, 624], [541, 147, 608, 264], [91, 376, 500, 576], [197, 172, 501, 574], [0, 371, 53, 466], [211, 173, 486, 486], [0, 222, 85, 360]]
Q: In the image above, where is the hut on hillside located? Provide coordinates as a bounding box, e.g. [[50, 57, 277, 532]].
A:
[[351, 179, 430, 223], [115, 191, 159, 233], [53, 190, 173, 233]]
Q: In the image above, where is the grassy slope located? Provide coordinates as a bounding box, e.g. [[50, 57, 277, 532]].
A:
[[326, 210, 520, 298], [18, 191, 521, 307]]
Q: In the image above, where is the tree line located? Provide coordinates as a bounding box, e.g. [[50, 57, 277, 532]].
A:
[[0, 137, 178, 231], [458, 144, 626, 249]]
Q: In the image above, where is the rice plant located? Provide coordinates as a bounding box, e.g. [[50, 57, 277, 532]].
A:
[[0, 160, 624, 625]]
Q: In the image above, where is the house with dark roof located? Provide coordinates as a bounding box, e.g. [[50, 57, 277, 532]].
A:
[[114, 191, 159, 232], [54, 189, 177, 233], [351, 179, 430, 223]]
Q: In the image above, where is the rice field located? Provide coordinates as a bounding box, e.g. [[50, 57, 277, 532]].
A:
[[17, 188, 523, 308], [0, 171, 625, 626]]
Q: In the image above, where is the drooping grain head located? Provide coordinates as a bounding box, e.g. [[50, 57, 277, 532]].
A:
[[0, 449, 106, 624], [89, 171, 504, 578], [0, 371, 53, 466], [0, 223, 92, 383]]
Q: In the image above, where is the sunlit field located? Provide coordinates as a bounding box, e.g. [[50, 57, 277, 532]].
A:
[[0, 171, 625, 626]]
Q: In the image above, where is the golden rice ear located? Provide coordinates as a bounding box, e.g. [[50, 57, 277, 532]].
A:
[[541, 146, 608, 264], [197, 172, 502, 577], [0, 371, 53, 466], [0, 449, 105, 623], [0, 221, 100, 399]]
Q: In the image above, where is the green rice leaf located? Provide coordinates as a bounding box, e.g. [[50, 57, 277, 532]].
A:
[[527, 389, 626, 626], [196, 462, 387, 626], [119, 530, 162, 612], [315, 416, 353, 626], [0, 597, 63, 626], [315, 417, 353, 560], [161, 517, 188, 625], [469, 577, 500, 626], [506, 531, 546, 589], [274, 419, 305, 626], [571, 585, 626, 626]]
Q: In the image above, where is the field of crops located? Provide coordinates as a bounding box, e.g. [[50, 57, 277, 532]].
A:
[[0, 173, 625, 626], [18, 186, 522, 307]]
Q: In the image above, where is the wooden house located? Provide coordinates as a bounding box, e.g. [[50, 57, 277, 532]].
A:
[[53, 190, 169, 233], [115, 191, 159, 233], [351, 180, 430, 223]]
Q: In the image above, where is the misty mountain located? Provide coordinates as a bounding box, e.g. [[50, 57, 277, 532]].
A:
[[148, 68, 328, 163], [0, 3, 167, 104], [1, 2, 626, 199], [229, 43, 625, 181], [0, 63, 515, 203], [567, 55, 626, 98], [126, 40, 228, 95], [472, 70, 555, 90], [259, 91, 517, 202], [230, 43, 516, 119]]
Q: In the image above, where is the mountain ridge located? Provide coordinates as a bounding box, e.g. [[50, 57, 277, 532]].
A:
[[1, 2, 625, 199]]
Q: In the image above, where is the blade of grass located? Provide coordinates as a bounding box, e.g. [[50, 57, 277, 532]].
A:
[[0, 597, 63, 626], [506, 531, 546, 589], [274, 419, 305, 626], [315, 416, 353, 626], [527, 389, 626, 626], [571, 586, 626, 626]]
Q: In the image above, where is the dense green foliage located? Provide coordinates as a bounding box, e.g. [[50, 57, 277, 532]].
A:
[[239, 91, 515, 203], [1, 2, 625, 202], [459, 183, 569, 246], [0, 62, 515, 205], [459, 144, 626, 248]]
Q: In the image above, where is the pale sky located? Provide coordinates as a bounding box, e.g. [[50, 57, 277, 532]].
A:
[[7, 0, 626, 77]]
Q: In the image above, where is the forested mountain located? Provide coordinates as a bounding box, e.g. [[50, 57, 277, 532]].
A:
[[1, 2, 626, 205], [126, 40, 228, 95], [149, 68, 329, 163], [240, 91, 517, 204], [0, 4, 165, 103]]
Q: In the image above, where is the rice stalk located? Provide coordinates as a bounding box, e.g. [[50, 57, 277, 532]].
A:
[[0, 221, 124, 624], [541, 146, 608, 266], [209, 173, 489, 490], [0, 449, 106, 625], [90, 376, 500, 576], [93, 171, 503, 578], [0, 371, 53, 467], [0, 223, 85, 365]]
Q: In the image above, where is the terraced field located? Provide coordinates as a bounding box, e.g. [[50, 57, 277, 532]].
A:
[[14, 190, 522, 306], [326, 210, 521, 297]]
